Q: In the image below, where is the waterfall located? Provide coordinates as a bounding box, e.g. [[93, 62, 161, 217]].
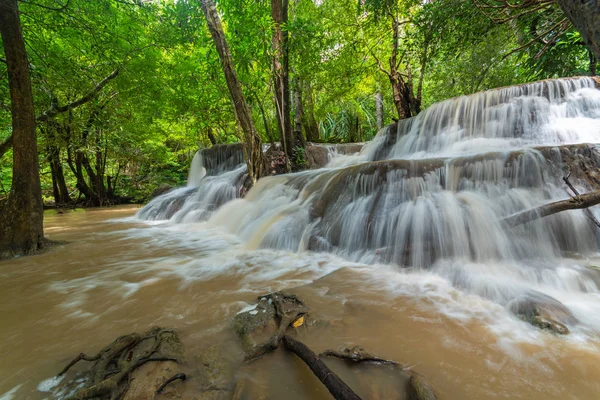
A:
[[138, 77, 600, 310], [137, 144, 247, 222], [187, 151, 206, 187]]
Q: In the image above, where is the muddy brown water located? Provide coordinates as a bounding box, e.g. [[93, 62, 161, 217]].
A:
[[1, 206, 600, 399]]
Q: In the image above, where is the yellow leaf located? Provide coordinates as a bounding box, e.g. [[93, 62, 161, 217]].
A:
[[292, 315, 305, 328]]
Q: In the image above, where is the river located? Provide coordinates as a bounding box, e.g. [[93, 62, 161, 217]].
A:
[[1, 206, 600, 399]]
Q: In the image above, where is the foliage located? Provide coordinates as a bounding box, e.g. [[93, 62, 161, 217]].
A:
[[0, 0, 595, 205]]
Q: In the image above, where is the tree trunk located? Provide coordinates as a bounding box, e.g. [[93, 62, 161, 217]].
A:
[[293, 81, 305, 147], [48, 144, 71, 204], [0, 0, 44, 258], [376, 90, 383, 130], [389, 17, 412, 120], [200, 0, 265, 182], [303, 83, 319, 142], [555, 0, 600, 61], [272, 0, 294, 170]]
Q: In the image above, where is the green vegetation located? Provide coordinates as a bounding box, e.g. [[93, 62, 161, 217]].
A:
[[0, 0, 597, 206]]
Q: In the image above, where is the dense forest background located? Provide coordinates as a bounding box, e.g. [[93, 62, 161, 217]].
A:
[[0, 0, 596, 205]]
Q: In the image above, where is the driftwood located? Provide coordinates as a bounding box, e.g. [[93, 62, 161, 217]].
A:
[[320, 346, 400, 366], [503, 190, 600, 227], [282, 335, 362, 400]]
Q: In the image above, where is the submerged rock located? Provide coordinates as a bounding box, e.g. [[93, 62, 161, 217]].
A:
[[406, 372, 438, 400], [233, 292, 309, 360], [233, 297, 279, 357], [508, 291, 577, 335], [194, 346, 236, 400]]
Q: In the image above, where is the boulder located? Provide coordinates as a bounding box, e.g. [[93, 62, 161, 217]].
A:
[[508, 291, 577, 334], [406, 372, 438, 400], [233, 292, 309, 360], [150, 184, 173, 199]]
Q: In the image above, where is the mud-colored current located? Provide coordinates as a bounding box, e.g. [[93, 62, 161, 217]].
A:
[[1, 206, 600, 399]]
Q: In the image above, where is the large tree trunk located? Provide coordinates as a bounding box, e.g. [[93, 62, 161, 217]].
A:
[[200, 0, 265, 182], [388, 17, 414, 120], [0, 0, 44, 258], [555, 0, 600, 61], [47, 144, 71, 204], [272, 0, 294, 169]]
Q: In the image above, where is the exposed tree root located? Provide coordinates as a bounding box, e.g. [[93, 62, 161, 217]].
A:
[[156, 373, 187, 394], [57, 327, 183, 400], [320, 346, 401, 366], [282, 335, 362, 400], [236, 291, 437, 400]]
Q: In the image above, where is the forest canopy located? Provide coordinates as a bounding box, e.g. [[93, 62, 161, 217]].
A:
[[0, 0, 596, 205]]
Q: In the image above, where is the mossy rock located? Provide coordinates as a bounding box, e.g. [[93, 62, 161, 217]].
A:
[[406, 372, 438, 400], [508, 291, 577, 335], [233, 297, 278, 357]]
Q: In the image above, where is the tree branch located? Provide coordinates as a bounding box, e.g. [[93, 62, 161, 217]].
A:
[[0, 135, 13, 158], [1, 69, 119, 159], [37, 69, 119, 122], [18, 0, 70, 12], [503, 191, 600, 227]]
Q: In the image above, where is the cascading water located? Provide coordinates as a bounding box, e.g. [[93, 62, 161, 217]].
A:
[[186, 151, 206, 187], [137, 144, 247, 222], [139, 77, 600, 332]]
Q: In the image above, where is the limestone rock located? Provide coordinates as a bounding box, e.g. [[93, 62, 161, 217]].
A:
[[508, 291, 577, 334]]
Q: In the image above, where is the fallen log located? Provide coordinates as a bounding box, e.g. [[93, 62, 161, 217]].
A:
[[563, 173, 600, 229], [282, 335, 362, 400], [503, 190, 600, 227]]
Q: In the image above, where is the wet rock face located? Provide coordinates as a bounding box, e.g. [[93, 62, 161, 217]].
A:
[[508, 292, 578, 334], [150, 184, 174, 199], [305, 144, 329, 169]]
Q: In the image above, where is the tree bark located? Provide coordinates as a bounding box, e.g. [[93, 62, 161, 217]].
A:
[[272, 0, 294, 169], [388, 17, 415, 120], [282, 336, 362, 400], [200, 0, 265, 182], [303, 83, 319, 142], [376, 90, 383, 130], [555, 0, 600, 61], [503, 191, 600, 227], [293, 80, 306, 147], [0, 0, 44, 257]]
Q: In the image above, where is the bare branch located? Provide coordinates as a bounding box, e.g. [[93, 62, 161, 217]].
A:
[[18, 0, 70, 12], [37, 69, 119, 122], [1, 70, 119, 159], [503, 191, 600, 227]]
